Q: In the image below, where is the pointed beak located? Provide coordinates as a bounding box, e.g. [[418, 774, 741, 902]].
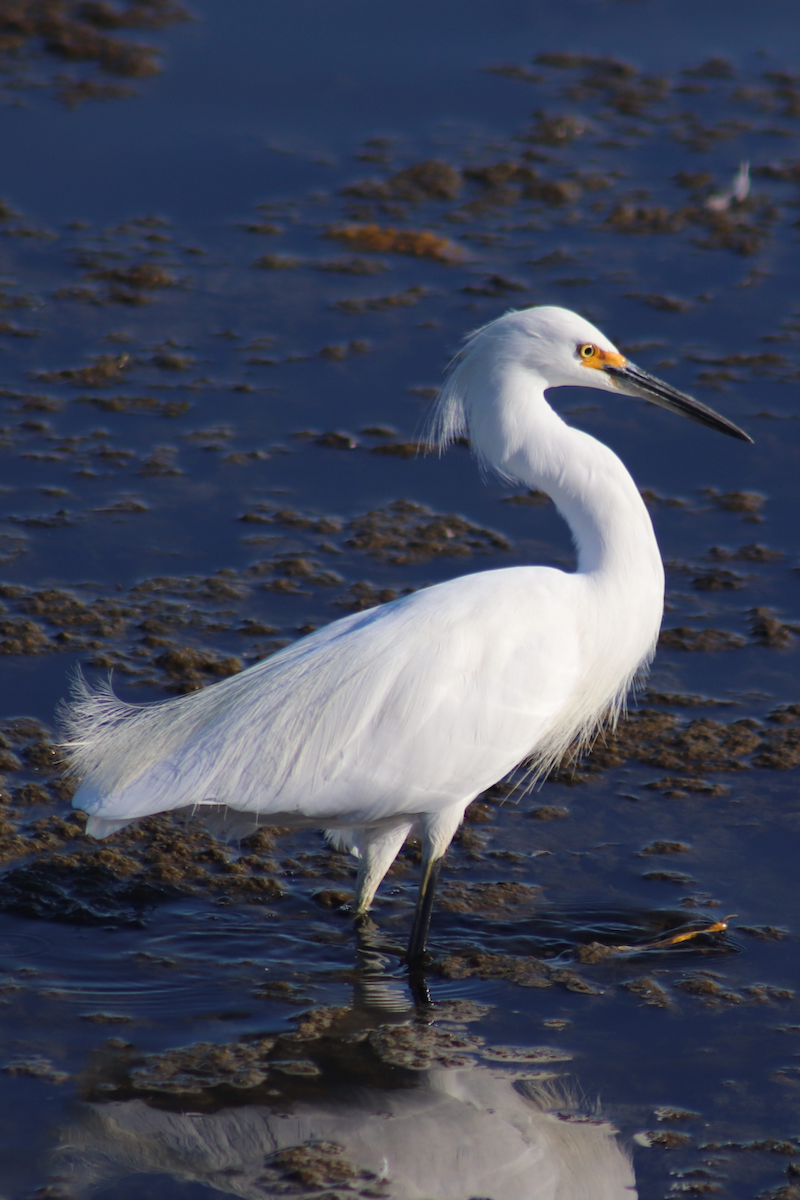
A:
[[604, 361, 753, 443]]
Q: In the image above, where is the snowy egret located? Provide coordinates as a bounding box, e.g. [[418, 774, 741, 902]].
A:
[[62, 306, 750, 962]]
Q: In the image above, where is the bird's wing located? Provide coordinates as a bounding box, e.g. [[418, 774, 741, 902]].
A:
[[70, 567, 584, 828]]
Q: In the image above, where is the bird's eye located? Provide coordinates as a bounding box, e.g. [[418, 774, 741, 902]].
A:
[[578, 344, 596, 359]]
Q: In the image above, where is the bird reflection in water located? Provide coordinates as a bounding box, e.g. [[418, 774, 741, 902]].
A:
[[56, 950, 637, 1200]]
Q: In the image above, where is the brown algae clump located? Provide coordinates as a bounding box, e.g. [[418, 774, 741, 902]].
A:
[[326, 224, 463, 262], [0, 0, 192, 105], [345, 499, 510, 564]]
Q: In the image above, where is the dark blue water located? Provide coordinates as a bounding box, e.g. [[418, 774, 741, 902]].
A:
[[1, 2, 800, 1196]]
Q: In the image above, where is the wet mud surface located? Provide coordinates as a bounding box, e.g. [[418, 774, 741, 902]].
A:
[[2, 1, 800, 1197]]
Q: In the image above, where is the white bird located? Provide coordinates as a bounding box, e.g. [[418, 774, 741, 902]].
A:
[[705, 161, 750, 212], [62, 306, 750, 962]]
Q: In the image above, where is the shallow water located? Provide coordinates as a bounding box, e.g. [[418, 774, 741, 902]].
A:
[[1, 2, 800, 1197]]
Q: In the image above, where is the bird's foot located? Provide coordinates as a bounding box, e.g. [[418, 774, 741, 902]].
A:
[[352, 910, 378, 934]]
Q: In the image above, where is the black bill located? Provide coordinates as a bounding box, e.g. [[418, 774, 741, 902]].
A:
[[605, 361, 753, 443]]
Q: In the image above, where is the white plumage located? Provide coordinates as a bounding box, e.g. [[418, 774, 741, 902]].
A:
[[62, 305, 749, 960]]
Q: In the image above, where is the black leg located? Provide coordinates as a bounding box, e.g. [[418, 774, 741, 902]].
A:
[[407, 968, 434, 1010], [406, 855, 442, 965]]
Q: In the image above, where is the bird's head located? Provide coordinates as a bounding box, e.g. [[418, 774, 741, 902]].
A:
[[483, 306, 753, 442], [427, 305, 752, 481]]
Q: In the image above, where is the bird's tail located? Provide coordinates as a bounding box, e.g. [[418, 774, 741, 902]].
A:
[[57, 668, 142, 784]]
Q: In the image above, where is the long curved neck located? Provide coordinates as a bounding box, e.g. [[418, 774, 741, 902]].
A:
[[513, 409, 660, 582], [471, 363, 663, 587]]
